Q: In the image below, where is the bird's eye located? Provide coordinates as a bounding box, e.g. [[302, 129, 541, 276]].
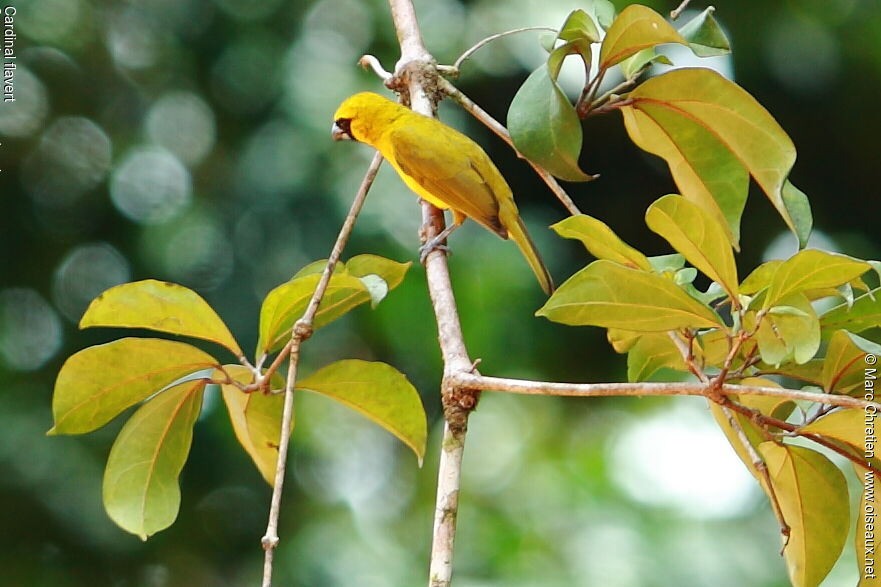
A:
[[334, 117, 354, 138]]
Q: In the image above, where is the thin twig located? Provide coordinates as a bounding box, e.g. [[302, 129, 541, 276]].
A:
[[670, 0, 692, 20], [437, 77, 584, 216], [359, 54, 393, 81], [450, 26, 557, 73], [260, 152, 384, 587]]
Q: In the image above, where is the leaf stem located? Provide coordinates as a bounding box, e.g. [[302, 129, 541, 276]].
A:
[[448, 26, 558, 74]]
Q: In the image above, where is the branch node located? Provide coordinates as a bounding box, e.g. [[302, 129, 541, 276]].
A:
[[293, 319, 314, 341], [261, 534, 279, 551]]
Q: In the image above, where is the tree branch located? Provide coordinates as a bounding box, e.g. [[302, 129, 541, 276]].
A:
[[450, 371, 880, 410], [260, 152, 384, 587], [384, 2, 478, 586]]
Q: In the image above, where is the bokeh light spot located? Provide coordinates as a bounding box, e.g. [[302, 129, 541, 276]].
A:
[[610, 401, 756, 518], [0, 66, 49, 138], [52, 243, 131, 323], [211, 34, 284, 115], [21, 117, 112, 208], [110, 147, 192, 224], [146, 91, 217, 166], [106, 8, 160, 70], [139, 208, 233, 290], [0, 288, 63, 371]]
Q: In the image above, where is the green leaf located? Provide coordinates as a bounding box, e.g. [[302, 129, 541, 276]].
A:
[[557, 9, 600, 44], [626, 333, 686, 381], [622, 68, 810, 248], [821, 330, 881, 394], [751, 292, 819, 366], [645, 194, 739, 299], [677, 7, 731, 57], [599, 5, 687, 70], [551, 215, 651, 270], [619, 47, 672, 79], [821, 288, 881, 336], [591, 0, 616, 30], [760, 442, 849, 587], [647, 253, 686, 274], [297, 360, 427, 464], [508, 65, 593, 182], [80, 280, 242, 356], [103, 379, 205, 540], [536, 259, 724, 331], [50, 338, 217, 435], [781, 180, 813, 249], [220, 365, 287, 486], [764, 250, 871, 309]]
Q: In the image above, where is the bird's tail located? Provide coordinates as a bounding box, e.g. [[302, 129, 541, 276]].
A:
[[502, 207, 554, 295]]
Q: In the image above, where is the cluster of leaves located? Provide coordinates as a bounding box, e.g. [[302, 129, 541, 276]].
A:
[[505, 4, 880, 586], [50, 255, 428, 540], [507, 3, 810, 249]]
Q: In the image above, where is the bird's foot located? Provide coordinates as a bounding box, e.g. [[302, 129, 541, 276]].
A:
[[419, 236, 451, 264]]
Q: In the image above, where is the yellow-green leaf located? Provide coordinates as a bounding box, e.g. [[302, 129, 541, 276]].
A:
[[677, 6, 731, 57], [760, 442, 849, 587], [103, 379, 205, 540], [80, 280, 241, 356], [800, 409, 863, 452], [345, 255, 411, 290], [765, 250, 871, 309], [821, 288, 881, 337], [599, 4, 687, 70], [551, 215, 651, 270], [622, 68, 810, 248], [257, 272, 368, 355], [557, 9, 600, 44], [537, 259, 723, 331], [51, 338, 217, 435], [626, 332, 686, 381], [297, 360, 427, 464], [855, 465, 875, 586], [752, 292, 819, 366], [740, 260, 784, 295], [646, 194, 739, 299], [821, 331, 881, 394], [755, 359, 824, 387], [220, 365, 287, 486], [709, 401, 766, 483]]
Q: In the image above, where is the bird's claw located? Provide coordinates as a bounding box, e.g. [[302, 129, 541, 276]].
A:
[[419, 237, 451, 264]]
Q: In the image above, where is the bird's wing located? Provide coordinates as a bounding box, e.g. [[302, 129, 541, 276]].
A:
[[387, 122, 507, 237]]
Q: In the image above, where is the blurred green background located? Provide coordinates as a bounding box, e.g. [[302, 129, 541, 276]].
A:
[[1, 0, 879, 585]]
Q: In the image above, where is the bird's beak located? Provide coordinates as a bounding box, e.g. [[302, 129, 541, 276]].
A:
[[331, 121, 352, 141], [331, 123, 349, 141]]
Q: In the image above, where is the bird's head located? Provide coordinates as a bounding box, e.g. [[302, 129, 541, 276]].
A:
[[332, 92, 404, 145]]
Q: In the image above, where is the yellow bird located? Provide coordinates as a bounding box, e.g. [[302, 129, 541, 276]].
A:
[[331, 92, 554, 294]]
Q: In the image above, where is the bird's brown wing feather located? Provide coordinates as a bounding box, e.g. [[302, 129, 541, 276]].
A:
[[387, 122, 507, 237]]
